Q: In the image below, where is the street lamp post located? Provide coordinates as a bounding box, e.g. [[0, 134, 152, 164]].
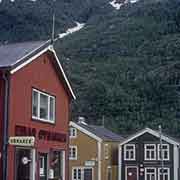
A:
[[159, 125, 164, 179]]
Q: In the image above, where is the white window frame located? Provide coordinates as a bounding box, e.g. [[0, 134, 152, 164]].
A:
[[144, 144, 156, 160], [145, 167, 156, 180], [69, 146, 77, 160], [32, 89, 55, 123], [158, 168, 170, 180], [157, 144, 170, 161], [39, 156, 45, 176], [70, 127, 77, 138], [124, 144, 136, 161], [72, 167, 93, 180]]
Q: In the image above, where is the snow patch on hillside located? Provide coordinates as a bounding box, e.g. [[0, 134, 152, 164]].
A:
[[58, 22, 85, 39], [109, 0, 123, 10], [109, 0, 139, 10]]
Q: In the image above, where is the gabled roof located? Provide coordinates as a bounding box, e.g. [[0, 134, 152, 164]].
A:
[[0, 40, 76, 99], [70, 121, 124, 142], [119, 127, 180, 146]]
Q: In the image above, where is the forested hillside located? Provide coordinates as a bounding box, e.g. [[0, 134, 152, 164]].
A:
[[0, 0, 110, 42], [1, 0, 180, 136], [56, 0, 180, 136]]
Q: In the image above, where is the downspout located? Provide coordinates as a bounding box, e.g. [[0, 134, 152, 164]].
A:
[[97, 141, 102, 180], [2, 71, 10, 180]]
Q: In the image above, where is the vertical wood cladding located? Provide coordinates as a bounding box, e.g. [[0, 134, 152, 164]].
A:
[[6, 52, 70, 180]]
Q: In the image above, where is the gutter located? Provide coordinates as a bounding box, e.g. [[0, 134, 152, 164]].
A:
[[2, 71, 10, 180]]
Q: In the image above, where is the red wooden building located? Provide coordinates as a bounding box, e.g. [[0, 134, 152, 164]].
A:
[[0, 40, 75, 180]]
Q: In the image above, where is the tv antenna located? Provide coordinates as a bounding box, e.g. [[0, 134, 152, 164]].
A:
[[51, 0, 56, 44]]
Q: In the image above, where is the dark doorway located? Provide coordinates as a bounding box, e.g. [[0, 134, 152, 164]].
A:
[[126, 167, 138, 180], [84, 168, 93, 180], [15, 148, 32, 180]]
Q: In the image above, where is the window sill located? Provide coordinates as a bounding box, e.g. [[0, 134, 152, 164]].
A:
[[32, 116, 55, 125]]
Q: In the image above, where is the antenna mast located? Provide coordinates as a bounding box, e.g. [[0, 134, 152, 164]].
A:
[[159, 125, 164, 178], [51, 0, 56, 44]]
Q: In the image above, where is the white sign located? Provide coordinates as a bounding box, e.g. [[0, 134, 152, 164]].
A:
[[9, 136, 35, 146], [85, 160, 95, 167]]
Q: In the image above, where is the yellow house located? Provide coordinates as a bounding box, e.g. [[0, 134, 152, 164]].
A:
[[69, 120, 124, 180]]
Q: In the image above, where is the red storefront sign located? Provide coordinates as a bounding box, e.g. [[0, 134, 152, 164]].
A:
[[15, 125, 66, 143]]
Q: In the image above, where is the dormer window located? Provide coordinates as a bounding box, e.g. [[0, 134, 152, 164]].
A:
[[70, 127, 77, 138], [32, 89, 55, 123], [124, 144, 136, 160], [158, 144, 169, 161], [144, 144, 156, 160]]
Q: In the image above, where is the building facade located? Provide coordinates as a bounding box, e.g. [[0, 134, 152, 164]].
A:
[[69, 120, 124, 180], [0, 41, 75, 180], [119, 128, 180, 180]]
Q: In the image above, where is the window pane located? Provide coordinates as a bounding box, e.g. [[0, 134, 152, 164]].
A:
[[50, 97, 55, 121], [50, 151, 64, 179], [40, 94, 48, 119], [32, 91, 38, 117]]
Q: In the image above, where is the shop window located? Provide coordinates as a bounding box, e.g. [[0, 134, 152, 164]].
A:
[[158, 168, 170, 180], [144, 144, 156, 160], [50, 151, 65, 180], [32, 89, 55, 123], [145, 168, 156, 180], [39, 153, 48, 180], [124, 144, 136, 160], [70, 127, 77, 138], [69, 146, 77, 160], [158, 144, 169, 161]]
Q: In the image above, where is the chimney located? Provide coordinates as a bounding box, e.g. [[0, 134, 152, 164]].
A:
[[78, 116, 87, 125]]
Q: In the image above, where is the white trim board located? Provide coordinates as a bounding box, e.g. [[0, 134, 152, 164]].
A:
[[69, 121, 102, 142], [10, 44, 76, 100], [119, 128, 180, 146]]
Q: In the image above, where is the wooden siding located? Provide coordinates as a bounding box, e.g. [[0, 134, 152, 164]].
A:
[[69, 127, 120, 180], [69, 127, 98, 180], [121, 132, 175, 180], [7, 52, 70, 180]]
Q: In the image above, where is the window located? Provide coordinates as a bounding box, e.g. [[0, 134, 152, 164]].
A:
[[158, 168, 170, 180], [69, 146, 77, 160], [104, 144, 109, 159], [158, 144, 169, 161], [39, 156, 45, 176], [145, 168, 156, 180], [72, 168, 93, 180], [32, 89, 55, 123], [50, 151, 65, 180], [70, 127, 77, 138], [124, 144, 136, 160], [144, 144, 156, 160], [72, 168, 83, 180], [39, 153, 47, 178]]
